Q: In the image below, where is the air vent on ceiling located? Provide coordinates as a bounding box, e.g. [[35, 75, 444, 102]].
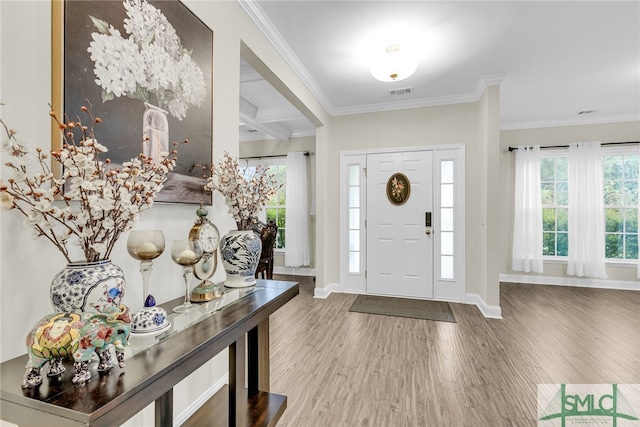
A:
[[388, 87, 412, 96]]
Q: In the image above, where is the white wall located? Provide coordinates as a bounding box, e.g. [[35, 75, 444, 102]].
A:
[[480, 85, 502, 306], [325, 97, 501, 306], [3, 1, 635, 424], [0, 1, 327, 425]]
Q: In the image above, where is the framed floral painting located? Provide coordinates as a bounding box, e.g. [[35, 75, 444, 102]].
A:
[[386, 173, 411, 205], [52, 0, 213, 204]]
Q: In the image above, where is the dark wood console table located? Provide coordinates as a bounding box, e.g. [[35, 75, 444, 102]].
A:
[[0, 279, 299, 427]]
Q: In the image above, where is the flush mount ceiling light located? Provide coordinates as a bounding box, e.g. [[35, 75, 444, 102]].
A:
[[370, 44, 418, 83]]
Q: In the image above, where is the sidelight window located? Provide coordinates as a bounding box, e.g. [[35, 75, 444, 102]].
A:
[[348, 164, 361, 273], [440, 160, 455, 279]]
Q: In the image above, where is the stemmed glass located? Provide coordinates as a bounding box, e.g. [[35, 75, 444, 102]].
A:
[[127, 230, 169, 333], [127, 230, 166, 307], [171, 238, 203, 313]]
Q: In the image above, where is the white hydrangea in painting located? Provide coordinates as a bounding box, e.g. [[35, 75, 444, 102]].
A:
[[87, 0, 206, 120]]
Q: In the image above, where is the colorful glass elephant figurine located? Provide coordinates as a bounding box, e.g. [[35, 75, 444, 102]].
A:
[[22, 305, 131, 388]]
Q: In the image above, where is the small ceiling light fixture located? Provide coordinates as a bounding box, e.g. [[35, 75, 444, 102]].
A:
[[370, 44, 418, 83]]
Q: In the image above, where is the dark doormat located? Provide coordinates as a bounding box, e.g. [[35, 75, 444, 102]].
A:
[[349, 294, 457, 323]]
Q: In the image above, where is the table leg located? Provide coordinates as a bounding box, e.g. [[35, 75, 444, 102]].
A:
[[155, 388, 173, 427], [247, 318, 270, 396], [229, 338, 246, 427]]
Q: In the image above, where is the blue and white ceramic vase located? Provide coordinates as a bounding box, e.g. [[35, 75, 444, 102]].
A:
[[220, 230, 262, 287], [130, 306, 170, 334], [50, 260, 126, 313]]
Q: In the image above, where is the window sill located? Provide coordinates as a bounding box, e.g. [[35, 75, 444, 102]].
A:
[[542, 257, 638, 268], [542, 257, 568, 264]]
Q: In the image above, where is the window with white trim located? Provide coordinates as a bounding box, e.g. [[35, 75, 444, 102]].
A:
[[541, 155, 568, 257], [540, 147, 638, 260], [603, 152, 638, 259], [242, 159, 287, 249]]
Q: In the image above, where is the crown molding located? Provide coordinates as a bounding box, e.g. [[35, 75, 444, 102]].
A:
[[240, 97, 293, 141], [237, 0, 333, 113], [477, 73, 509, 90], [256, 108, 307, 124], [332, 74, 509, 117], [501, 114, 640, 131], [332, 93, 477, 116], [238, 2, 632, 130], [240, 128, 316, 142]]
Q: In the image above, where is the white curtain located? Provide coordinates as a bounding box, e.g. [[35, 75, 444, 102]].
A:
[[567, 142, 607, 279], [284, 152, 310, 267], [512, 145, 544, 273]]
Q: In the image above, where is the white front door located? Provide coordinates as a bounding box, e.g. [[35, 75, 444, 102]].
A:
[[366, 151, 434, 298]]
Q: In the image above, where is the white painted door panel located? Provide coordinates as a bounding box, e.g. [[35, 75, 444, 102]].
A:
[[366, 151, 433, 298]]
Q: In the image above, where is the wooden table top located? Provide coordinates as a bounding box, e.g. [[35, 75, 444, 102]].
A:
[[0, 279, 299, 427]]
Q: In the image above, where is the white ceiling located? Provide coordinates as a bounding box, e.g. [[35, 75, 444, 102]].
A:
[[239, 1, 640, 142], [240, 59, 318, 142]]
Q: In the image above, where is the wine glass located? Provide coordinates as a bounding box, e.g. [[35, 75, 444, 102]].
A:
[[127, 230, 170, 334], [127, 230, 165, 307], [171, 238, 204, 313]]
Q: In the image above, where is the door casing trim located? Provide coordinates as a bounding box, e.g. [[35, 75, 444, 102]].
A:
[[339, 144, 466, 302]]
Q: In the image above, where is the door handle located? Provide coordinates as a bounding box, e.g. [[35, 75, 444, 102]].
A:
[[425, 229, 432, 235]]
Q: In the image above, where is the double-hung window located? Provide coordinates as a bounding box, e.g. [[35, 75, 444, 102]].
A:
[[602, 149, 638, 260], [541, 155, 568, 257], [242, 158, 287, 249], [539, 146, 639, 261]]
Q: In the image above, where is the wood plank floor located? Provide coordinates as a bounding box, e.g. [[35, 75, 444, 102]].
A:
[[268, 275, 640, 426]]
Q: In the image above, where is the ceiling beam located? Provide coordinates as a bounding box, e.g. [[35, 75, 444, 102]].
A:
[[239, 96, 292, 141]]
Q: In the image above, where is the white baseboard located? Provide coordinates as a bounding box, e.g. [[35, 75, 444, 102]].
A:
[[313, 282, 340, 298], [500, 273, 640, 291], [314, 283, 502, 319], [337, 289, 366, 295], [273, 266, 316, 276], [174, 374, 228, 426], [465, 293, 503, 319]]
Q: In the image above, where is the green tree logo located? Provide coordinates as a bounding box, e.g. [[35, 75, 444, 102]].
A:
[[539, 384, 639, 426]]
